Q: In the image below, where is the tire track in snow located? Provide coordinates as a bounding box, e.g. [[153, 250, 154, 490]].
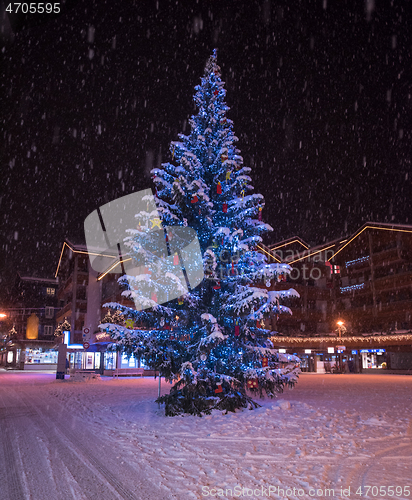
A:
[[333, 437, 412, 494], [0, 405, 27, 500], [13, 389, 171, 500]]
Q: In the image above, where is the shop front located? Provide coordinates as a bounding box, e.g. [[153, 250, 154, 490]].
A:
[[271, 334, 412, 373], [357, 348, 386, 369], [2, 340, 58, 370], [103, 351, 148, 375]]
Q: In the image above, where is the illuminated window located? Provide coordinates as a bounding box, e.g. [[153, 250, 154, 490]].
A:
[[46, 288, 55, 296]]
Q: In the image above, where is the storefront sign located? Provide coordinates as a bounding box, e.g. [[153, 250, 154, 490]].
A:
[[360, 349, 386, 354], [94, 332, 111, 343]]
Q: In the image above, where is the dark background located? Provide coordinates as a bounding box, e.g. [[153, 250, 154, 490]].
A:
[[1, 0, 411, 301]]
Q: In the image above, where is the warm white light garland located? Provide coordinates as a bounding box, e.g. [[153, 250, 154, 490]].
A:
[[270, 334, 412, 347]]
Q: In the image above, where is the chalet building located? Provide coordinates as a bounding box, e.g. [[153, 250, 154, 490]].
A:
[[261, 222, 412, 373], [331, 222, 412, 334], [0, 274, 59, 369], [54, 239, 136, 373]]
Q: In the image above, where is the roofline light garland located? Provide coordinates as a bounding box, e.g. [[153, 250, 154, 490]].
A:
[[269, 239, 309, 252], [270, 334, 412, 346], [55, 241, 118, 278], [331, 225, 412, 260], [257, 245, 282, 263], [97, 257, 132, 281], [288, 244, 336, 265]]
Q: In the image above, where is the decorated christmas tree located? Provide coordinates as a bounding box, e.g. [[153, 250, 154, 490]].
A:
[[101, 50, 300, 415], [54, 318, 71, 337]]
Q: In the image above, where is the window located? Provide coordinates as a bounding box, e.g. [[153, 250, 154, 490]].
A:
[[45, 307, 54, 319], [44, 325, 53, 336], [46, 287, 55, 296]]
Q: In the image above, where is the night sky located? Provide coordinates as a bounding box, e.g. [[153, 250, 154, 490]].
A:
[[1, 0, 411, 299]]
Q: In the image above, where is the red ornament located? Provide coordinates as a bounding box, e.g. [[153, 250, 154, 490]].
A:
[[214, 384, 223, 394], [256, 320, 260, 328], [247, 379, 258, 389], [214, 89, 219, 96], [173, 253, 179, 265], [191, 194, 198, 203], [258, 207, 262, 221], [217, 182, 222, 194], [262, 357, 268, 368], [223, 202, 228, 213], [231, 261, 235, 274], [235, 319, 240, 336], [213, 281, 221, 290]]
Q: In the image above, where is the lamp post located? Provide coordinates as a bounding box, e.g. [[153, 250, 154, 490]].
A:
[[337, 320, 344, 373], [0, 312, 8, 342]]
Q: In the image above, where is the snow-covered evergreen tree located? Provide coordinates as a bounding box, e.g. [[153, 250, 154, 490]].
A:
[[102, 50, 300, 415], [8, 325, 17, 339], [54, 318, 71, 337]]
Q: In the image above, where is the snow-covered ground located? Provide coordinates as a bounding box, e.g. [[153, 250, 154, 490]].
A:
[[1, 370, 411, 500]]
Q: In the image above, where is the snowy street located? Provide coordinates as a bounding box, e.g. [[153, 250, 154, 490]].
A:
[[0, 371, 171, 500], [0, 371, 411, 500]]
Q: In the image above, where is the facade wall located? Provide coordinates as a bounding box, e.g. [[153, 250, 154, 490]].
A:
[[332, 228, 412, 334], [264, 226, 412, 338]]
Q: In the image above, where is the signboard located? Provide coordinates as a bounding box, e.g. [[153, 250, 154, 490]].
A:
[[336, 345, 346, 351], [360, 349, 386, 354], [83, 342, 90, 349], [82, 326, 92, 342], [94, 332, 111, 343]]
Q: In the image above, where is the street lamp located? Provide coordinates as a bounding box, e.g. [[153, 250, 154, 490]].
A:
[[337, 320, 344, 373]]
